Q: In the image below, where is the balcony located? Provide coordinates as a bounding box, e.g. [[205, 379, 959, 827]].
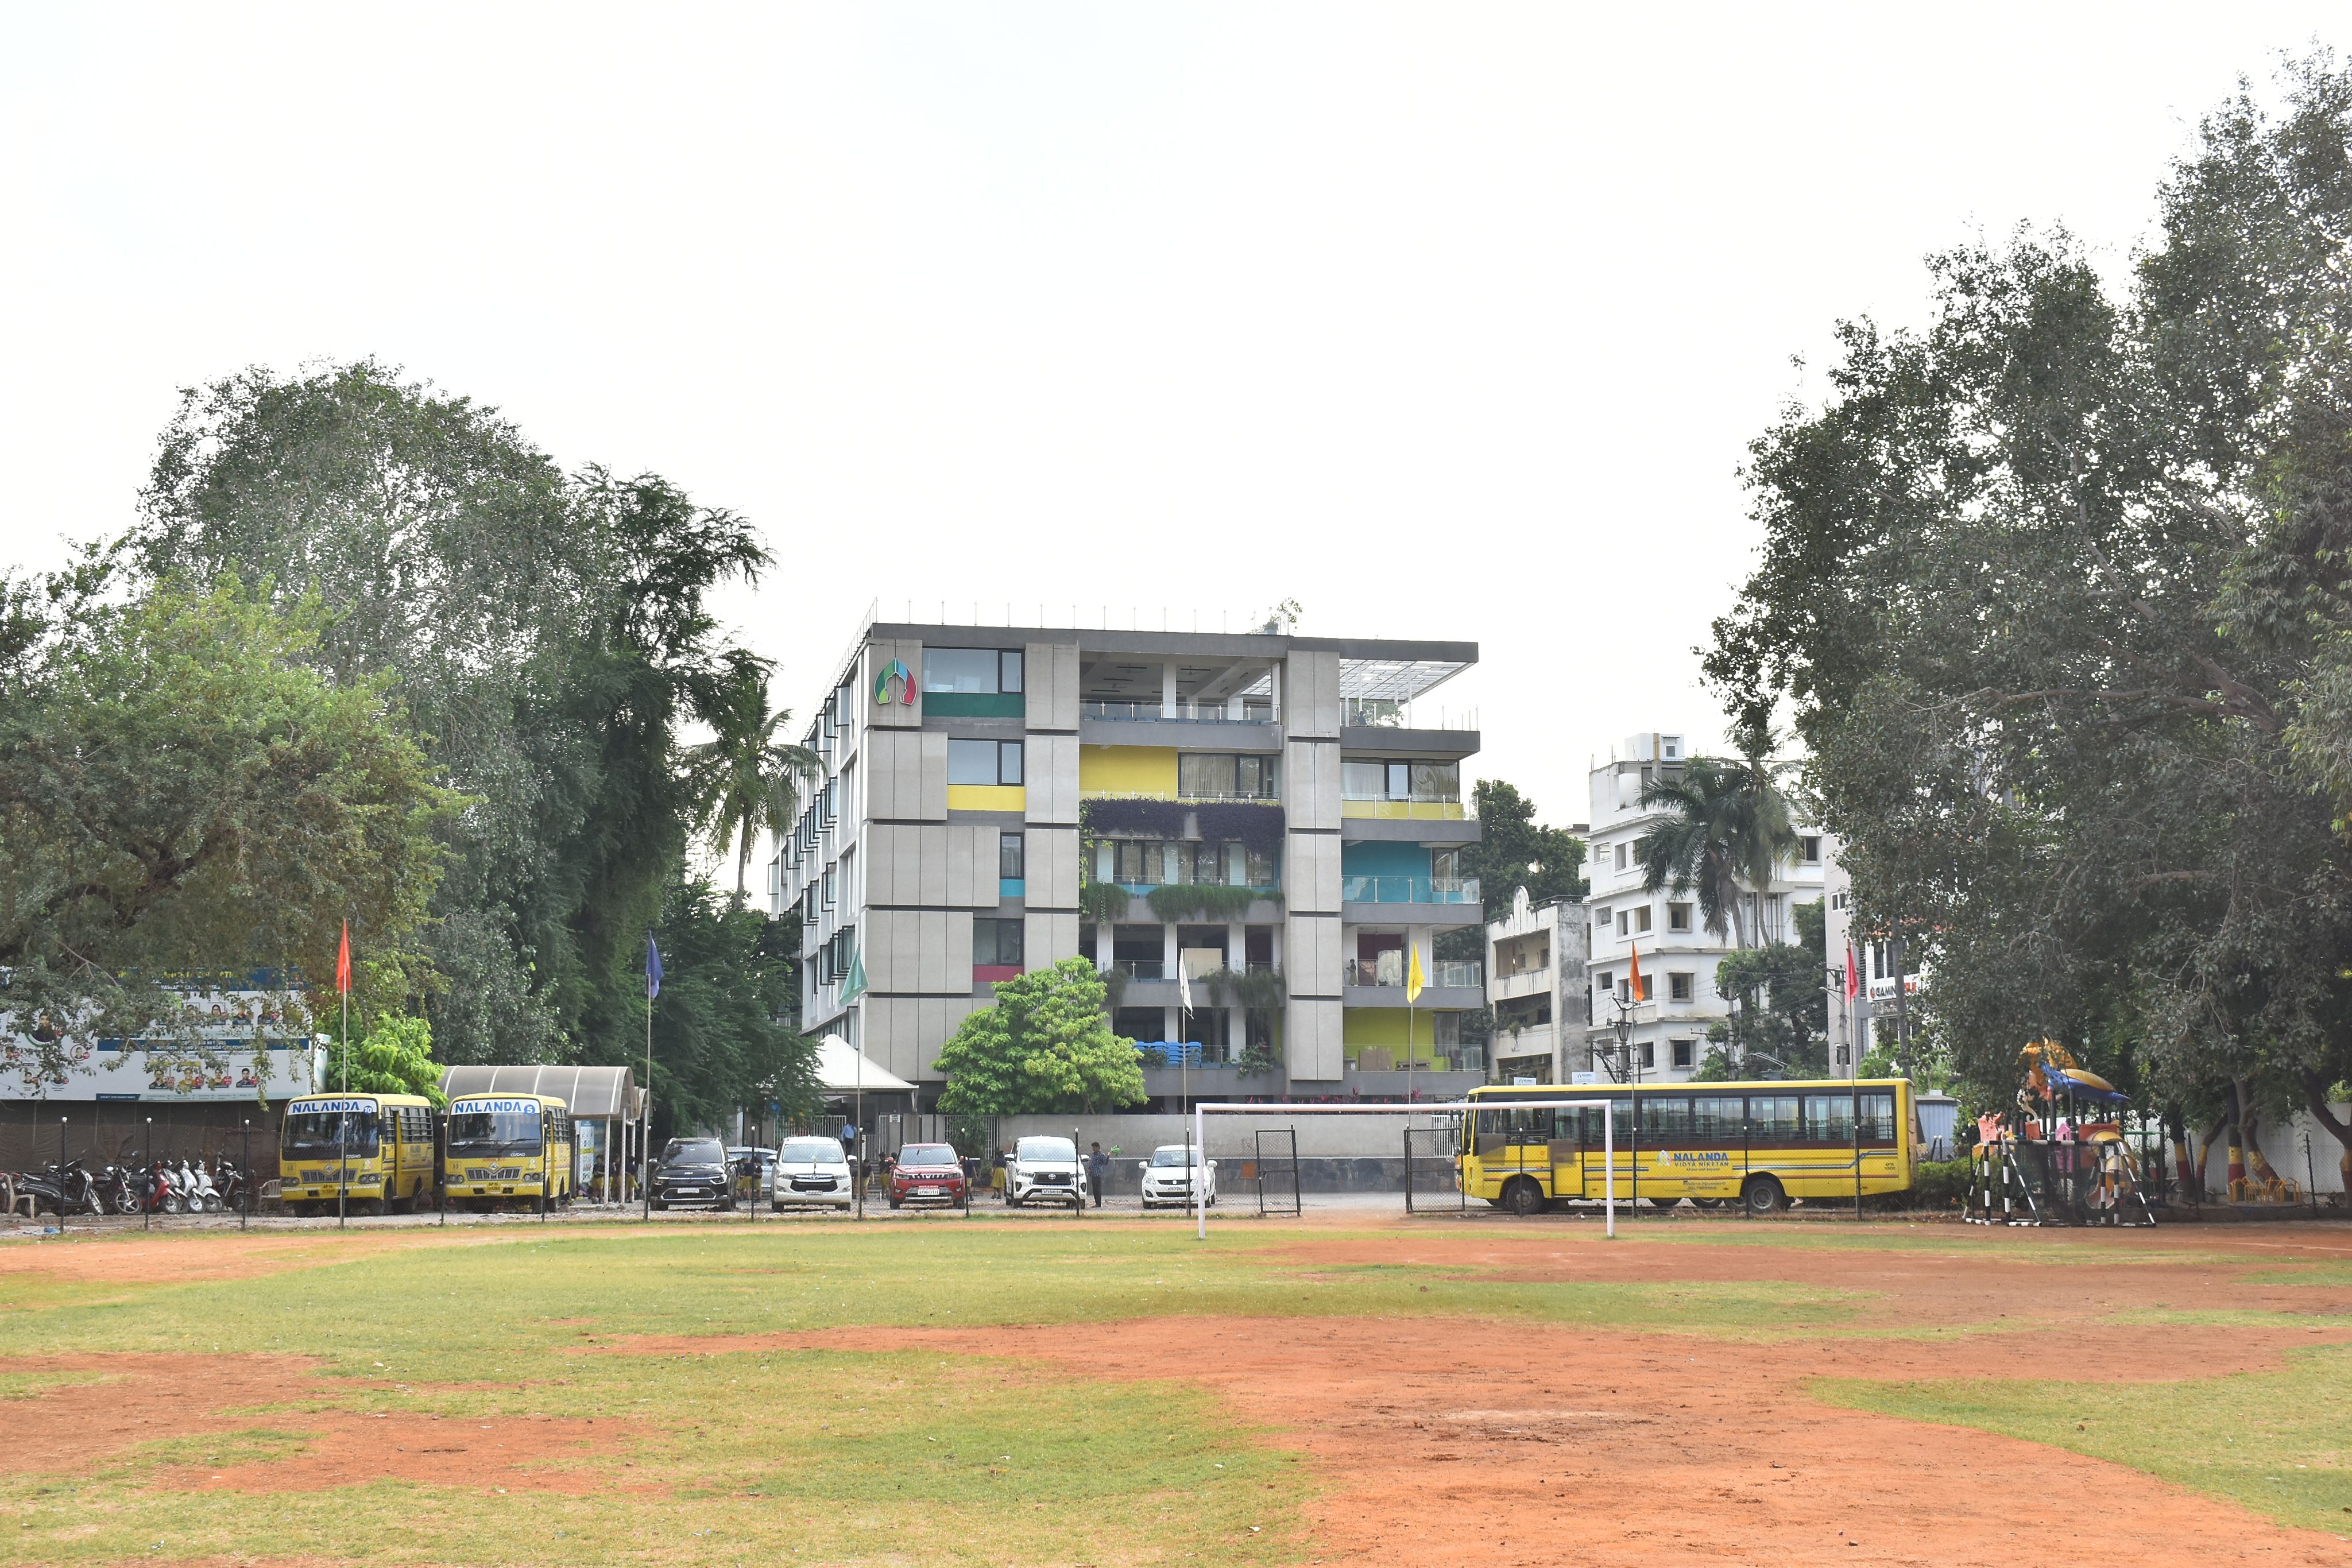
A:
[[1341, 795, 1467, 822], [1342, 957, 1482, 988], [1341, 875, 1480, 905]]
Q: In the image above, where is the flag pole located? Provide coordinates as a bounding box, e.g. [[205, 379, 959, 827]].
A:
[[337, 919, 350, 1230], [642, 934, 659, 1221]]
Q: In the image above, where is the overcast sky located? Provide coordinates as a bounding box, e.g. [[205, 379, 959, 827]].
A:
[[2, 4, 2342, 833]]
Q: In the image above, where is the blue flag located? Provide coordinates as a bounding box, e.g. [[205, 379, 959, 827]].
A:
[[646, 935, 663, 1000]]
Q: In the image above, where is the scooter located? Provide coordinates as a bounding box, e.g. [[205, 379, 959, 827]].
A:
[[181, 1157, 223, 1213], [212, 1157, 253, 1214]]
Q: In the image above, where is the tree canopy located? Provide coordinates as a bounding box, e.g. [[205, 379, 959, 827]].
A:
[[934, 959, 1147, 1116], [0, 572, 452, 1059], [1707, 53, 2352, 1181]]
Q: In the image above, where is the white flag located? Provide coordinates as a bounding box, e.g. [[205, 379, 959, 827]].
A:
[[1178, 954, 1194, 1015]]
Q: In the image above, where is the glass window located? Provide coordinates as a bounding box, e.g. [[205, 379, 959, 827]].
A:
[[1802, 1094, 1856, 1144], [999, 832, 1024, 879], [974, 918, 1024, 967], [1669, 903, 1692, 932], [1341, 760, 1387, 798], [1179, 754, 1237, 797], [923, 648, 1001, 694], [999, 649, 1024, 694], [948, 738, 997, 784], [1386, 761, 1411, 798], [1247, 844, 1278, 886], [1236, 755, 1276, 796], [1634, 906, 1652, 933], [1749, 1094, 1800, 1141], [1671, 1039, 1694, 1068], [1669, 973, 1693, 1001], [1642, 1095, 1692, 1139], [999, 740, 1023, 785], [1409, 761, 1460, 800], [1693, 1095, 1743, 1140], [1115, 841, 1149, 884], [1860, 1091, 1896, 1144], [1800, 835, 1821, 864], [1637, 1041, 1655, 1069]]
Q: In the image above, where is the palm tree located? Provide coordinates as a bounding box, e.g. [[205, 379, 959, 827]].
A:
[[684, 652, 823, 908], [1633, 722, 1800, 948]]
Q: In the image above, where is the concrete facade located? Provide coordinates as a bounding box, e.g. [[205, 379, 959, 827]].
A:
[[775, 620, 1484, 1104], [1483, 886, 1592, 1083]]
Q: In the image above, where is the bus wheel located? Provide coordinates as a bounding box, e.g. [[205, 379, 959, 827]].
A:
[[1742, 1176, 1785, 1215], [1502, 1178, 1546, 1217]]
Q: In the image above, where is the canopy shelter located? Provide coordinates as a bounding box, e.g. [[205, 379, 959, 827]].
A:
[[815, 1038, 915, 1094], [438, 1065, 641, 1205]]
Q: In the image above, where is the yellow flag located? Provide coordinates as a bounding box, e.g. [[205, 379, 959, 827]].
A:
[[1406, 943, 1425, 1003]]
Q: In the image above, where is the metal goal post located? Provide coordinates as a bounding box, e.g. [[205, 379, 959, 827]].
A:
[[1189, 1099, 1618, 1240]]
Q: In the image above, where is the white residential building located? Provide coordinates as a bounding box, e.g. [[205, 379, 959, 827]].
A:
[[1579, 731, 1828, 1083]]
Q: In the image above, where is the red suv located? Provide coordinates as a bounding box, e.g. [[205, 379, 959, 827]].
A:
[[887, 1144, 968, 1209]]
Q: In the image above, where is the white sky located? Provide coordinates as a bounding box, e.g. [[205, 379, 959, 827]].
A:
[[3, 5, 2342, 834]]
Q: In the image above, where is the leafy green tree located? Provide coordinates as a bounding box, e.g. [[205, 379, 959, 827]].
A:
[[683, 652, 822, 908], [129, 362, 771, 1066], [1634, 725, 1799, 947], [1699, 899, 1829, 1078], [934, 958, 1147, 1115], [644, 874, 819, 1142], [327, 1015, 447, 1106], [1704, 53, 2352, 1188], [1464, 780, 1588, 918], [0, 571, 452, 1053]]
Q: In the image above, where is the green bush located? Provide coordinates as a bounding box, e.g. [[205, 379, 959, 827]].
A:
[[1904, 1156, 1974, 1209]]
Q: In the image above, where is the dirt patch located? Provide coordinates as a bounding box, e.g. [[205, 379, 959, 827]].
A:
[[2, 1353, 635, 1495], [701, 1316, 2349, 1566]]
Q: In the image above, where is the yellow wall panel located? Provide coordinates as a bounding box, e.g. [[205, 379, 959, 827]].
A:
[[946, 784, 1027, 814], [1078, 745, 1177, 797]]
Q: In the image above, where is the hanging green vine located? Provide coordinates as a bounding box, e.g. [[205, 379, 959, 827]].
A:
[[1144, 883, 1279, 923], [1079, 878, 1131, 926]]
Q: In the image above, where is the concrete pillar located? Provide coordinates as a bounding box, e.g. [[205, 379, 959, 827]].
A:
[[1160, 661, 1177, 719]]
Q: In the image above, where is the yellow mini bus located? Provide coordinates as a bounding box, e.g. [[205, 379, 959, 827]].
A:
[[443, 1094, 574, 1213], [1461, 1079, 1918, 1215], [279, 1093, 438, 1216]]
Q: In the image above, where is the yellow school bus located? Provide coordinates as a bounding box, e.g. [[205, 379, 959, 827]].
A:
[[279, 1093, 438, 1216], [1462, 1079, 1918, 1215], [443, 1093, 574, 1213]]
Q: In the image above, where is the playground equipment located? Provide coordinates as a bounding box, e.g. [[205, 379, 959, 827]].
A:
[[1966, 1041, 2156, 1227]]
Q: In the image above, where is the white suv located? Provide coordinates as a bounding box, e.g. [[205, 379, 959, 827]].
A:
[[1005, 1136, 1087, 1210]]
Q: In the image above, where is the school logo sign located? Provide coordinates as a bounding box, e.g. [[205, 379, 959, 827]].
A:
[[873, 659, 916, 706]]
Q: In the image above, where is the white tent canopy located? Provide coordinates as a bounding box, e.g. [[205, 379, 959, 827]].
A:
[[815, 1036, 915, 1094]]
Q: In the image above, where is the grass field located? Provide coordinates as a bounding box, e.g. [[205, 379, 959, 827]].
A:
[[3, 1215, 2350, 1565]]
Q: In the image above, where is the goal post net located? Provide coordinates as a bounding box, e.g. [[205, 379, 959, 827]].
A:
[[1185, 1100, 1618, 1238]]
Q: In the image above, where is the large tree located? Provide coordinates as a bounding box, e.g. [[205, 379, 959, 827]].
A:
[[1707, 55, 2352, 1191], [0, 571, 452, 1062], [129, 362, 771, 1070], [683, 652, 822, 908]]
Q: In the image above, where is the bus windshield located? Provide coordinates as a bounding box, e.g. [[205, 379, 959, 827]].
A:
[[282, 1111, 379, 1159], [447, 1109, 544, 1157]]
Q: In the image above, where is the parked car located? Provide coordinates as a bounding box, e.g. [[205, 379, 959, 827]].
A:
[[772, 1136, 854, 1210], [651, 1137, 734, 1211], [887, 1143, 967, 1209], [1138, 1144, 1217, 1209], [1005, 1135, 1086, 1210]]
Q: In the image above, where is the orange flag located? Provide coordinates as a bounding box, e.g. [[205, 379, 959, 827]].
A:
[[335, 920, 352, 995], [1627, 943, 1643, 1002]]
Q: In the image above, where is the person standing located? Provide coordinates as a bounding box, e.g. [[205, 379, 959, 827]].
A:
[[992, 1146, 1008, 1202], [1086, 1142, 1110, 1208]]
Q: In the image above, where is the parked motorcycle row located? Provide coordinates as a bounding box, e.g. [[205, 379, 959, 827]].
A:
[[3, 1147, 256, 1220]]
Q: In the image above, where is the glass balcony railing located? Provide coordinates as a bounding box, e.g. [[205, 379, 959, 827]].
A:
[[1345, 956, 1486, 988], [1083, 699, 1277, 723], [1113, 959, 1166, 979], [1341, 875, 1480, 905]]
